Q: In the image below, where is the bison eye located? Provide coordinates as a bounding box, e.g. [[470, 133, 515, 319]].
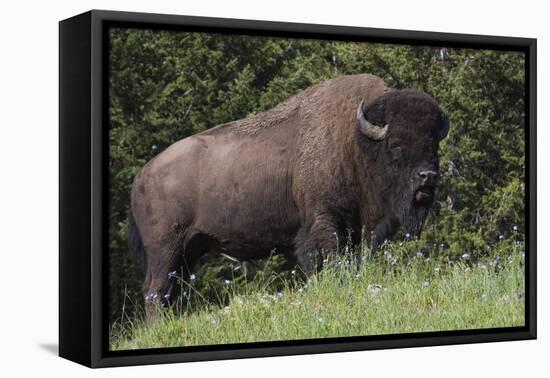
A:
[[390, 145, 402, 160]]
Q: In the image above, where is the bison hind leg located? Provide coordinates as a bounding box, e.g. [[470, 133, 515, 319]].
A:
[[143, 227, 218, 319], [180, 229, 220, 276]]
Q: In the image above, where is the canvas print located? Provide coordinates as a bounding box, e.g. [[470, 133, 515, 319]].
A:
[[108, 27, 526, 351]]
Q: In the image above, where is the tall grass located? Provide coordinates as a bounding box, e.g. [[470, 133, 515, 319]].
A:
[[110, 238, 525, 350]]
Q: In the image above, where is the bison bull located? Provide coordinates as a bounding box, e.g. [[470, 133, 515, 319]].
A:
[[128, 74, 450, 315]]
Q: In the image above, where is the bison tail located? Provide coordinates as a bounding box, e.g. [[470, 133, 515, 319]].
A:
[[128, 208, 146, 273]]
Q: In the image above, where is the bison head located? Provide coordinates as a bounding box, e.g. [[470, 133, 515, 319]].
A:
[[357, 89, 450, 239]]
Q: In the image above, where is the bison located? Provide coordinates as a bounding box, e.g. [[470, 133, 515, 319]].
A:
[[128, 74, 450, 315]]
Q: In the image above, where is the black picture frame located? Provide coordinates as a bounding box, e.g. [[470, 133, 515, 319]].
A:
[[59, 9, 537, 368]]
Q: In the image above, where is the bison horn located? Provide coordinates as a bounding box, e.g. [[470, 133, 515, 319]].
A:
[[438, 112, 450, 140], [357, 100, 388, 141]]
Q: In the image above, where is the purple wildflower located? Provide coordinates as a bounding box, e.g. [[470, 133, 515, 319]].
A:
[[168, 270, 177, 279]]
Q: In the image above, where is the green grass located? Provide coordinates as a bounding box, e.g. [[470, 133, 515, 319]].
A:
[[110, 239, 525, 350]]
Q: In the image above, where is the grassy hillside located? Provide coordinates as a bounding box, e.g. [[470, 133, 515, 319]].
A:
[[110, 239, 525, 350]]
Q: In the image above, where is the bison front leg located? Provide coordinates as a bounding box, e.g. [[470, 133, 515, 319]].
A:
[[294, 215, 341, 275], [370, 215, 400, 249]]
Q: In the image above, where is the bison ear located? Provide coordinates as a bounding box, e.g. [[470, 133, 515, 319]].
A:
[[357, 99, 388, 141], [438, 111, 450, 141]]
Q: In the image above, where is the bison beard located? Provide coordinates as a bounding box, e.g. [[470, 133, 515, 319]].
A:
[[371, 178, 431, 248], [396, 182, 431, 238]]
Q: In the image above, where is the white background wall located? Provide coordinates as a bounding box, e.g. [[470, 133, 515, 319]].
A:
[[0, 0, 546, 376]]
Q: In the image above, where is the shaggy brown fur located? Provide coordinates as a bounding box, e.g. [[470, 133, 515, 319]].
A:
[[129, 74, 449, 317]]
